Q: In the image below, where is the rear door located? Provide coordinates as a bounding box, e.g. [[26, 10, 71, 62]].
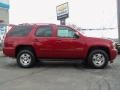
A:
[[33, 25, 55, 58]]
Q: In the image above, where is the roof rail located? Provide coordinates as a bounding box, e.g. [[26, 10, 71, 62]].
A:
[[19, 23, 30, 25], [18, 23, 56, 26]]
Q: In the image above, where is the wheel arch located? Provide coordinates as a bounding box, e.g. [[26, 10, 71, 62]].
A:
[[15, 45, 36, 58], [86, 46, 110, 60]]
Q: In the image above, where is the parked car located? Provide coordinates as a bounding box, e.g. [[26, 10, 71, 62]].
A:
[[116, 43, 120, 53], [3, 23, 117, 68], [0, 37, 1, 47]]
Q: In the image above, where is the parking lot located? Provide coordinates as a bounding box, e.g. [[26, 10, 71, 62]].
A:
[[0, 52, 120, 90]]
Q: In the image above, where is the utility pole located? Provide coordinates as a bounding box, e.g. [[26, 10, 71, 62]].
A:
[[117, 0, 120, 43], [60, 19, 65, 25]]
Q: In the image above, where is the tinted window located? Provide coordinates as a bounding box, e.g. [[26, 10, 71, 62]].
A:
[[57, 26, 75, 38], [8, 26, 32, 36], [36, 26, 52, 37]]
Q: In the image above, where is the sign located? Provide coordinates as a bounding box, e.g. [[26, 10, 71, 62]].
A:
[[56, 2, 69, 20], [0, 2, 9, 9]]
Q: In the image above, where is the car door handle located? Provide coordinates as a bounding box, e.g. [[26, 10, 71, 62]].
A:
[[34, 38, 39, 42], [56, 40, 62, 43]]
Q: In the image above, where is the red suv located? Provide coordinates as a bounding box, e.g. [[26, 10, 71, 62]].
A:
[[3, 23, 117, 68]]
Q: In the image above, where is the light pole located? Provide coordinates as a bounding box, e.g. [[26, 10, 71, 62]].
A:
[[117, 0, 120, 43]]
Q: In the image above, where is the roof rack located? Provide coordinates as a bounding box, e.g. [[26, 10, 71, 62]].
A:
[[18, 23, 55, 26]]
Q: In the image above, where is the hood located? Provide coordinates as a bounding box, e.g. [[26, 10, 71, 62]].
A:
[[85, 36, 113, 46], [87, 37, 112, 42]]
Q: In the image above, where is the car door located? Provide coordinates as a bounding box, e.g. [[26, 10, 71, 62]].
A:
[[53, 26, 85, 59], [33, 25, 55, 58]]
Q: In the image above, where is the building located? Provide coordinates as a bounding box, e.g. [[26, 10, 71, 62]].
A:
[[0, 0, 9, 24], [0, 0, 9, 44]]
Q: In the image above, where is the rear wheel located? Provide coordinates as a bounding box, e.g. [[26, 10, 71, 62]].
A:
[[17, 49, 36, 68], [87, 49, 109, 69]]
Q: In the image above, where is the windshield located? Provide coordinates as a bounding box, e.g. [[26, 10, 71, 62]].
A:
[[68, 25, 86, 36]]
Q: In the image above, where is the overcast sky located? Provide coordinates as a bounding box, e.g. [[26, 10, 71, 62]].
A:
[[9, 0, 118, 38]]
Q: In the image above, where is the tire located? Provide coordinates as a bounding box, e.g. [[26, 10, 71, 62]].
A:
[[87, 49, 109, 69], [17, 49, 36, 68]]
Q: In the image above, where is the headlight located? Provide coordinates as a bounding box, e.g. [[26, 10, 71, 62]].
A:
[[112, 42, 116, 49]]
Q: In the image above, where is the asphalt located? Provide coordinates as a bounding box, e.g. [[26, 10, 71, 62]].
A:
[[0, 52, 120, 90]]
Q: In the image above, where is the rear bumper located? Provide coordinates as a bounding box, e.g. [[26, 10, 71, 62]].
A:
[[110, 49, 118, 63], [3, 47, 15, 57]]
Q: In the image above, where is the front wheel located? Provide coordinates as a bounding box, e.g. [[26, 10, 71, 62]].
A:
[[88, 49, 109, 69], [17, 49, 36, 68]]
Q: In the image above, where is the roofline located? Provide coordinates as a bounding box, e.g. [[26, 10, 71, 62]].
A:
[[0, 2, 9, 9]]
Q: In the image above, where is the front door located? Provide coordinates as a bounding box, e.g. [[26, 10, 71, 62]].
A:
[[53, 26, 85, 59]]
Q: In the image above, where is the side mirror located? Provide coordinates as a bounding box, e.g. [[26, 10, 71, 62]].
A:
[[74, 32, 80, 39]]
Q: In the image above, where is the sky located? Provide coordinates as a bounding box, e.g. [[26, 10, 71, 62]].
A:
[[9, 0, 118, 39]]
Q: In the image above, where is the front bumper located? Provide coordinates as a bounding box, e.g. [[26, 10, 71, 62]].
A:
[[110, 49, 118, 63]]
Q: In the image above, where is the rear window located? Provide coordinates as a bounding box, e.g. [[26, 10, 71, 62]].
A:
[[8, 25, 32, 36]]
